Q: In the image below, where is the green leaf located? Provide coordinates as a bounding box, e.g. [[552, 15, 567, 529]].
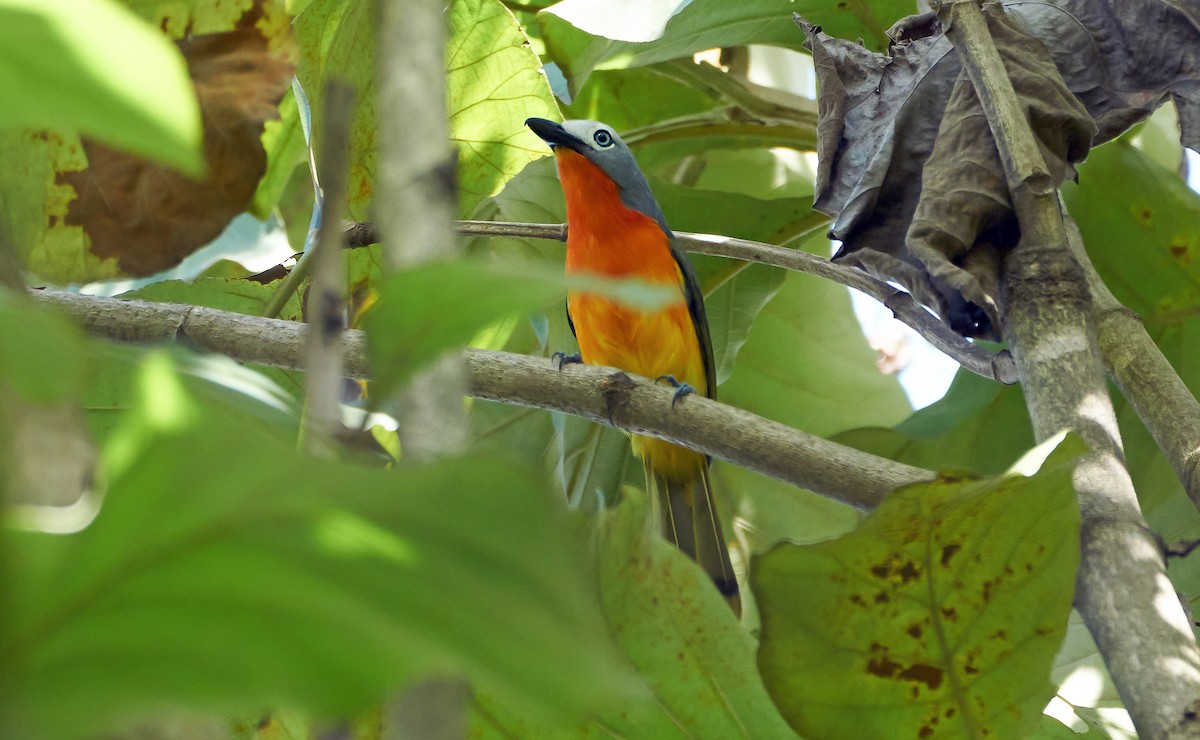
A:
[[0, 293, 89, 403], [834, 368, 1036, 476], [0, 0, 201, 174], [471, 489, 798, 738], [717, 256, 911, 438], [295, 0, 560, 220], [754, 435, 1083, 739], [0, 351, 632, 737], [563, 66, 720, 130], [539, 0, 912, 94], [364, 258, 673, 399], [120, 277, 302, 319], [250, 87, 309, 219], [448, 0, 564, 216]]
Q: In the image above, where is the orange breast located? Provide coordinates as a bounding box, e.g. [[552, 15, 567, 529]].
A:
[[555, 148, 707, 394], [555, 148, 708, 479]]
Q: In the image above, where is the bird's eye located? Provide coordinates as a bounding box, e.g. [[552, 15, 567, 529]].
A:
[[593, 129, 614, 148]]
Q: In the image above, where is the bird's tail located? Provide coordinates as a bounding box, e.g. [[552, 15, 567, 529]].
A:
[[648, 458, 741, 616]]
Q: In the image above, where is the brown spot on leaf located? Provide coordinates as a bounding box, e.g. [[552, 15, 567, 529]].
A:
[[941, 606, 957, 621], [907, 623, 923, 639], [898, 560, 920, 583], [919, 726, 933, 738], [874, 591, 890, 604], [1171, 242, 1190, 260], [850, 593, 866, 607], [992, 629, 1008, 641], [870, 563, 891, 579], [899, 663, 944, 689], [867, 654, 903, 678], [59, 0, 295, 277], [940, 543, 961, 567]]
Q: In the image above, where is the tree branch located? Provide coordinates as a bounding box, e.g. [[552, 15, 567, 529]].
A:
[[32, 289, 935, 510], [940, 1, 1200, 736], [1063, 217, 1200, 513], [303, 81, 354, 457], [346, 219, 1019, 384], [376, 0, 468, 462]]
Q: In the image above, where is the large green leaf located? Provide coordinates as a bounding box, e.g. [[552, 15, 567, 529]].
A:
[[364, 258, 672, 399], [0, 0, 290, 284], [471, 489, 798, 738], [563, 66, 720, 130], [754, 436, 1083, 738], [717, 247, 912, 438], [294, 0, 560, 220], [0, 0, 200, 173], [539, 0, 912, 94], [0, 293, 89, 404], [0, 350, 633, 737]]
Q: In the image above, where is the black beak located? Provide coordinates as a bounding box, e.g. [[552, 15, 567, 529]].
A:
[[525, 117, 586, 152]]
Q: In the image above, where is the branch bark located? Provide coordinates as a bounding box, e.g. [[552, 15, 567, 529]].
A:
[[303, 81, 354, 457], [346, 219, 1019, 385], [940, 1, 1200, 736], [376, 0, 467, 462], [32, 289, 935, 510], [1063, 217, 1200, 513]]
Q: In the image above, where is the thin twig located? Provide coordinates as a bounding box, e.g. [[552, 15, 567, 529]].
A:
[[31, 289, 936, 509], [302, 81, 355, 457], [344, 220, 1016, 383]]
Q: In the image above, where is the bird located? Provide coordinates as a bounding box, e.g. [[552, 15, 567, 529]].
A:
[[525, 117, 740, 615]]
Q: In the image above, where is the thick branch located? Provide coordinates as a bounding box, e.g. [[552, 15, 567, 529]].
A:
[[347, 219, 1018, 384], [377, 0, 467, 461], [1063, 218, 1200, 512], [941, 1, 1200, 736], [32, 289, 935, 509]]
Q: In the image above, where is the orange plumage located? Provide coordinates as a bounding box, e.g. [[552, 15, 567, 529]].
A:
[[556, 149, 708, 479], [527, 116, 739, 614]]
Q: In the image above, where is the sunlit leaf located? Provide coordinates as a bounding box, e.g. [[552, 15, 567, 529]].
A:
[[755, 435, 1083, 738], [0, 0, 200, 172], [539, 0, 911, 94], [295, 0, 559, 220]]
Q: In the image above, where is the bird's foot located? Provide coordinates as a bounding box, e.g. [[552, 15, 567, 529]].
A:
[[551, 351, 583, 370], [655, 375, 696, 408]]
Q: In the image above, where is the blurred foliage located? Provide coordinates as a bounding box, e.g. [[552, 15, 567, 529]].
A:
[[2, 0, 1197, 737]]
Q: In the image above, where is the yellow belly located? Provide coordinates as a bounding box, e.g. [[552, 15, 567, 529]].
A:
[[568, 291, 708, 480]]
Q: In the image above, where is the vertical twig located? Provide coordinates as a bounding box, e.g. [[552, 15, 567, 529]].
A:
[[376, 0, 468, 462], [302, 81, 355, 457], [375, 0, 471, 734], [937, 1, 1200, 736]]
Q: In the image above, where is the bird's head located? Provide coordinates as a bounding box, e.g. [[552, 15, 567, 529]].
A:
[[525, 117, 668, 231]]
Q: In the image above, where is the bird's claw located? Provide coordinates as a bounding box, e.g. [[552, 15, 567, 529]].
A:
[[655, 375, 696, 408], [551, 351, 582, 371]]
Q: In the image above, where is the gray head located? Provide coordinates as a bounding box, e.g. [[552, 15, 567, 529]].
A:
[[525, 118, 670, 234]]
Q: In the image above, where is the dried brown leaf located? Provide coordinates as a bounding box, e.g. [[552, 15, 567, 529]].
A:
[[803, 0, 1200, 336], [58, 0, 294, 277]]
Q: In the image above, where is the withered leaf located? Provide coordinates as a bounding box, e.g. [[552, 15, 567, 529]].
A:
[[804, 0, 1200, 337], [57, 0, 294, 278]]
